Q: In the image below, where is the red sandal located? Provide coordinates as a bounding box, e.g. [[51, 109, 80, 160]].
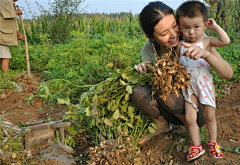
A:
[[208, 142, 223, 158], [186, 144, 205, 161]]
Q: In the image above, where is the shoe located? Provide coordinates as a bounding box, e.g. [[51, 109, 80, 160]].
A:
[[208, 142, 223, 158], [186, 144, 205, 161]]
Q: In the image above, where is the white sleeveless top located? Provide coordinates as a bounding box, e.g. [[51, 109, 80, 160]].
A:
[[179, 41, 216, 110]]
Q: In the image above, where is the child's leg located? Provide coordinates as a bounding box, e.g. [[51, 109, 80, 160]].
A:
[[203, 85, 223, 159], [185, 95, 205, 161], [204, 105, 223, 158], [185, 95, 200, 145], [203, 105, 217, 142]]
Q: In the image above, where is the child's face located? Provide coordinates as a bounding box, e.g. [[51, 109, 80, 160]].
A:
[[179, 15, 207, 43]]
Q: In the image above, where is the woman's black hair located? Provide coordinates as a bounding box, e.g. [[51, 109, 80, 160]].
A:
[[139, 1, 174, 38], [139, 1, 174, 55]]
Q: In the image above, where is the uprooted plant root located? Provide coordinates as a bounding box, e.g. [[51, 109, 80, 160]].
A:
[[150, 48, 191, 102]]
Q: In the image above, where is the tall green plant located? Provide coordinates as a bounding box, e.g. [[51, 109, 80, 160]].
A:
[[23, 0, 84, 44], [205, 0, 240, 43], [45, 0, 83, 43]]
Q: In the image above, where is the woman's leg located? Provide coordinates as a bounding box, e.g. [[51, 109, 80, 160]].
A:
[[157, 91, 206, 127], [139, 116, 170, 144], [131, 84, 160, 118], [131, 85, 170, 144]]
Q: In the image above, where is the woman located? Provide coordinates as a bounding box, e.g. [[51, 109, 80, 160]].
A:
[[131, 1, 233, 144]]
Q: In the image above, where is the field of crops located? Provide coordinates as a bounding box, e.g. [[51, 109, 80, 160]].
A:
[[0, 0, 240, 164]]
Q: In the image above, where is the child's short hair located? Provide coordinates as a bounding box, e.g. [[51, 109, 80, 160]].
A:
[[176, 0, 209, 24]]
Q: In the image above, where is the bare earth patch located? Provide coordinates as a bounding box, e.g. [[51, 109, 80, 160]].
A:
[[0, 73, 239, 164]]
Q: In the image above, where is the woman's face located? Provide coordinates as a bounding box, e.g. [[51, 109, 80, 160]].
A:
[[149, 14, 180, 48]]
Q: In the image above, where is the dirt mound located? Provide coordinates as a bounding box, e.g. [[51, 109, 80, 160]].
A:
[[0, 73, 66, 125]]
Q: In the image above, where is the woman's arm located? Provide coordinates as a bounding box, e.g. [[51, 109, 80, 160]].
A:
[[181, 42, 233, 79], [206, 47, 233, 79]]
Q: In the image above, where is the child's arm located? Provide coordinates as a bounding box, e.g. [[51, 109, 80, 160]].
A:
[[207, 18, 230, 47]]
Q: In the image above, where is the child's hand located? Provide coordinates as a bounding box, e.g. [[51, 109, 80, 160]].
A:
[[181, 42, 209, 60], [207, 18, 217, 30]]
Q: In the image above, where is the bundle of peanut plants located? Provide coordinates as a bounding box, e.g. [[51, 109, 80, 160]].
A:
[[64, 68, 157, 144]]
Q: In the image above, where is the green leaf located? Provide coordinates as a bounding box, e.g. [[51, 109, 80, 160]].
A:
[[119, 114, 128, 121], [148, 127, 156, 134], [121, 103, 128, 112], [99, 98, 108, 103], [235, 146, 240, 154], [128, 106, 135, 112], [111, 104, 118, 111], [56, 130, 60, 136], [92, 94, 98, 103], [126, 85, 132, 94], [127, 123, 134, 128], [113, 109, 120, 120], [68, 127, 78, 136], [151, 123, 159, 130], [124, 92, 130, 101], [119, 79, 127, 85], [84, 107, 91, 116], [128, 106, 135, 119], [106, 63, 114, 68], [107, 101, 111, 110], [66, 97, 71, 105], [57, 98, 66, 104], [72, 115, 77, 120], [122, 73, 129, 80], [104, 118, 113, 127], [44, 85, 51, 100], [80, 92, 88, 103], [128, 78, 139, 84]]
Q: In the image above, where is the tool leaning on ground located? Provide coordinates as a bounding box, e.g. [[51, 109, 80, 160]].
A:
[[16, 5, 31, 77]]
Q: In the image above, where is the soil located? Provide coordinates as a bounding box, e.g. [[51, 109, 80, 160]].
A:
[[0, 73, 239, 165]]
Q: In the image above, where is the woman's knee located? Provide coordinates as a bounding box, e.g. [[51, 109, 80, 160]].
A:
[[131, 85, 160, 118]]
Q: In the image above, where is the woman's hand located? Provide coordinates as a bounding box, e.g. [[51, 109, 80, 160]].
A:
[[181, 42, 210, 60], [134, 61, 151, 74]]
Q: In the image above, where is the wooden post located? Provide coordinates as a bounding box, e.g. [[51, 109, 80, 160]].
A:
[[17, 6, 31, 77]]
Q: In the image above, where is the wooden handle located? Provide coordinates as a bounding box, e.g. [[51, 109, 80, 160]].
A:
[[16, 5, 32, 77]]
